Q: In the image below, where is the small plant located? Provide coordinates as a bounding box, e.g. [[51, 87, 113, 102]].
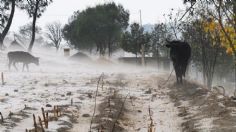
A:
[[0, 112, 3, 123], [33, 114, 37, 132], [38, 116, 45, 132], [41, 107, 48, 128], [148, 106, 155, 132], [1, 72, 5, 85], [89, 73, 104, 132]]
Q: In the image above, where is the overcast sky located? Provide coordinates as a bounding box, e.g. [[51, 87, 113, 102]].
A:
[[11, 0, 185, 32]]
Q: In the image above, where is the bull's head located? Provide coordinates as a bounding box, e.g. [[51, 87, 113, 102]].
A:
[[165, 39, 172, 48]]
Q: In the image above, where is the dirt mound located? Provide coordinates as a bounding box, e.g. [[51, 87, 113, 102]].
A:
[[69, 52, 92, 62], [95, 57, 113, 65], [166, 80, 236, 132]]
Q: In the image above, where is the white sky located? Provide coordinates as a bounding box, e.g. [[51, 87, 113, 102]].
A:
[[10, 0, 185, 32]]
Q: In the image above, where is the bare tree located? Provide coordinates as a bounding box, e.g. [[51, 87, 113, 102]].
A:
[[20, 0, 53, 52], [45, 22, 62, 51], [15, 23, 42, 45]]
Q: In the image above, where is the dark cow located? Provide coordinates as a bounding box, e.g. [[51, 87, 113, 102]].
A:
[[166, 40, 191, 84], [8, 51, 39, 71]]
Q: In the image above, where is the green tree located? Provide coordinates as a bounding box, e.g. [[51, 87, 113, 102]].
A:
[[121, 23, 151, 61], [63, 11, 95, 52], [182, 0, 236, 88], [19, 0, 52, 52], [63, 3, 129, 56], [150, 23, 173, 57], [182, 18, 233, 88]]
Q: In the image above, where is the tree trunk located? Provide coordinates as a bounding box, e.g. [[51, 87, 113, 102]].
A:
[[201, 41, 207, 86], [108, 41, 111, 57], [0, 0, 16, 49], [156, 48, 160, 69], [89, 47, 92, 55], [0, 38, 3, 49], [55, 41, 59, 52], [56, 46, 59, 52], [233, 0, 236, 32], [206, 75, 213, 89], [141, 44, 145, 66], [234, 57, 236, 97], [28, 0, 39, 52]]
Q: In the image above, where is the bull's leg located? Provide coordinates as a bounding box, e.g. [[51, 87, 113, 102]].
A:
[[181, 64, 186, 84], [173, 63, 180, 84], [180, 76, 183, 84], [178, 68, 183, 84], [177, 77, 180, 84], [176, 67, 181, 84], [182, 62, 188, 77], [13, 62, 18, 71], [179, 65, 183, 84], [175, 71, 179, 83]]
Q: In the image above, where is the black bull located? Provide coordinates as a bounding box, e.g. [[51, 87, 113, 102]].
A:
[[166, 41, 191, 84]]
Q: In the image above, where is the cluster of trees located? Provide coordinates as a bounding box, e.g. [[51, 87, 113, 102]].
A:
[[63, 3, 172, 59], [0, 0, 235, 88], [185, 0, 235, 56], [0, 0, 53, 51], [181, 0, 235, 88], [63, 3, 129, 56], [63, 1, 235, 88]]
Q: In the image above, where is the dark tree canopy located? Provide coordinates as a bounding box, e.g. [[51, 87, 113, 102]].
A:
[[150, 23, 172, 57], [0, 0, 11, 30], [63, 2, 129, 56], [184, 0, 196, 3], [19, 0, 52, 18], [121, 23, 151, 56]]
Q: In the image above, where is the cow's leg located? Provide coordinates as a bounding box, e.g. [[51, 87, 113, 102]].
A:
[[26, 64, 29, 72], [13, 62, 18, 71], [22, 64, 25, 72], [8, 60, 12, 70]]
